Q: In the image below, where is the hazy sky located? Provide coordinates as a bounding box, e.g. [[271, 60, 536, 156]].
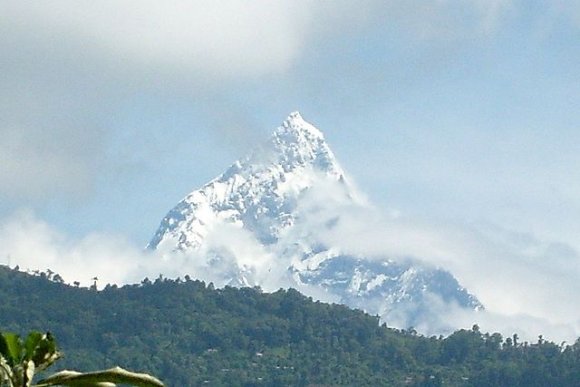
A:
[[1, 1, 580, 339]]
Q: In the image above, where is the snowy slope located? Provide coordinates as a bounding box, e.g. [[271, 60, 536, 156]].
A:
[[148, 112, 352, 251], [148, 112, 482, 327]]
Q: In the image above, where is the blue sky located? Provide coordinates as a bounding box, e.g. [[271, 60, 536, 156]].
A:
[[1, 1, 580, 338], [2, 0, 579, 245]]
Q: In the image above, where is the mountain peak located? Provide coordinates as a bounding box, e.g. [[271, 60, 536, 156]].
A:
[[147, 112, 482, 330], [287, 110, 303, 121], [148, 112, 348, 252], [267, 111, 340, 178], [277, 111, 324, 140]]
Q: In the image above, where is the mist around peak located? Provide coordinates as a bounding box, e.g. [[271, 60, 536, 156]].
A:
[[134, 114, 580, 341]]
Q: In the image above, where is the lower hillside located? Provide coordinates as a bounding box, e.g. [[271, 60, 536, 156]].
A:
[[0, 265, 578, 386]]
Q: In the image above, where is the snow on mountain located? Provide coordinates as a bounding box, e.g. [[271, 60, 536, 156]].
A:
[[148, 112, 482, 328], [148, 111, 352, 251]]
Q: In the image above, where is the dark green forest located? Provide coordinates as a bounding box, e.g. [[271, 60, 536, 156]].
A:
[[0, 265, 578, 386]]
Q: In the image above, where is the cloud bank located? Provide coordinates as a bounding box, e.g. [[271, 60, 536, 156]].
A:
[[0, 0, 521, 202], [2, 205, 579, 343]]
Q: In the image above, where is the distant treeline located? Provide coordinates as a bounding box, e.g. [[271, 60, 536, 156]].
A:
[[0, 265, 578, 386]]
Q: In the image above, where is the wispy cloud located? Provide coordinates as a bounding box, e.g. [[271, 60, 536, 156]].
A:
[[2, 195, 579, 343], [0, 210, 147, 285], [283, 181, 580, 341], [0, 0, 522, 202]]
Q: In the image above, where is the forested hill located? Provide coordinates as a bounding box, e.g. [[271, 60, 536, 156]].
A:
[[0, 265, 578, 386]]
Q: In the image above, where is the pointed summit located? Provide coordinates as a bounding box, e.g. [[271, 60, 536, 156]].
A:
[[266, 112, 341, 179], [287, 111, 303, 120], [148, 112, 350, 252], [286, 111, 304, 123], [276, 111, 324, 140], [282, 111, 311, 130]]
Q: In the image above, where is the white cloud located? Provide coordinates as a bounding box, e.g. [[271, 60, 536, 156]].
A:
[[283, 181, 580, 341], [0, 1, 372, 81], [1, 207, 579, 342], [0, 1, 373, 201], [0, 210, 145, 286], [0, 0, 523, 201], [0, 209, 291, 290]]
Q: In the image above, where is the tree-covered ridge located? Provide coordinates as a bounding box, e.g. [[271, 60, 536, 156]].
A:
[[0, 265, 578, 386]]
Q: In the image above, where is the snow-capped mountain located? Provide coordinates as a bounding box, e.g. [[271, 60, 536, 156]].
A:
[[148, 111, 353, 252], [148, 112, 482, 327]]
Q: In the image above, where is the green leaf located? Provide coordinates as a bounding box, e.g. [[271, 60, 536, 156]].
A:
[[34, 371, 115, 386], [36, 367, 164, 387], [1, 333, 22, 365], [31, 333, 60, 371], [0, 333, 8, 361], [24, 332, 43, 361]]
